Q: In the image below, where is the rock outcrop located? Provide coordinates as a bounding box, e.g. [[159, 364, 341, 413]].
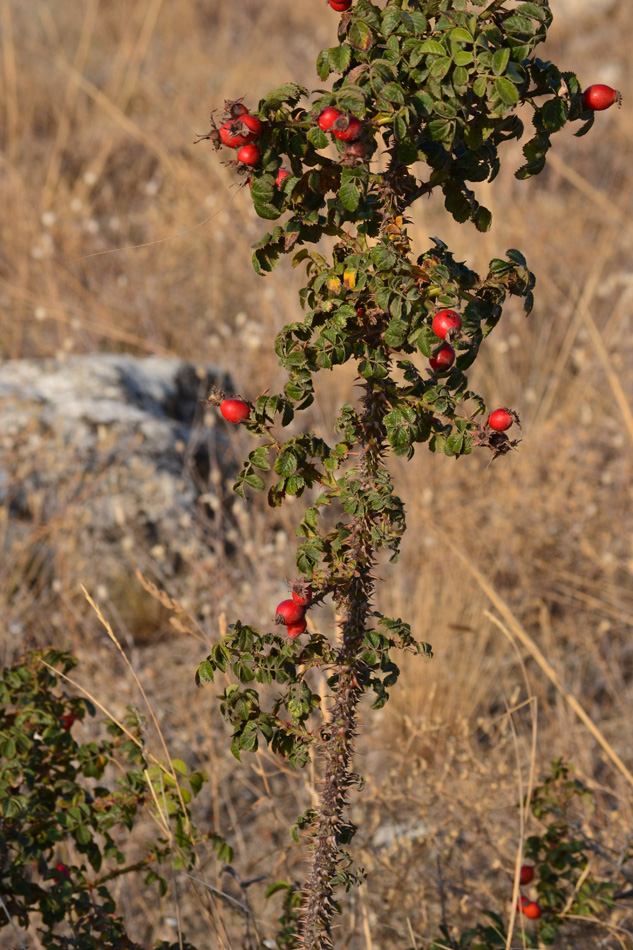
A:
[[1, 355, 235, 639]]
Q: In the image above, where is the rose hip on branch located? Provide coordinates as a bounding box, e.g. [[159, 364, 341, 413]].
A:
[[432, 309, 462, 340], [275, 599, 306, 626], [583, 84, 622, 111], [429, 343, 456, 372], [488, 408, 519, 432], [317, 106, 343, 131], [287, 618, 308, 639], [220, 399, 251, 423]]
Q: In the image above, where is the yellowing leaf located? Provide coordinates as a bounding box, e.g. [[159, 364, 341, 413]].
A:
[[343, 269, 357, 290], [327, 276, 342, 293]]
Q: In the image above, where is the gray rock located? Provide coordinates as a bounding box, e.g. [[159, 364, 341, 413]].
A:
[[1, 355, 237, 635]]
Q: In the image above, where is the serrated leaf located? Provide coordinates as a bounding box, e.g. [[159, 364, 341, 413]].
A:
[[250, 176, 275, 202], [494, 76, 519, 107], [253, 199, 283, 221], [397, 142, 418, 165], [243, 472, 266, 492], [275, 451, 298, 477], [340, 180, 360, 212], [491, 47, 510, 76], [427, 118, 454, 143], [453, 50, 473, 66], [418, 39, 445, 55], [252, 245, 280, 276], [449, 27, 473, 43], [343, 269, 356, 290], [316, 49, 331, 80], [380, 82, 405, 105], [329, 44, 352, 73], [473, 75, 487, 97], [503, 14, 536, 35], [542, 97, 568, 132], [517, 2, 549, 20], [262, 83, 307, 111], [308, 126, 329, 149], [385, 318, 407, 347], [381, 7, 401, 35], [349, 20, 374, 51]]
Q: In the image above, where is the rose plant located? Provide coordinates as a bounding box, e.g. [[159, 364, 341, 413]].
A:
[[195, 2, 622, 948]]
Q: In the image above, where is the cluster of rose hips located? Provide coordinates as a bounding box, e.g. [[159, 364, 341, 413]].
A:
[[515, 864, 541, 919], [197, 101, 263, 168], [317, 106, 367, 161], [275, 587, 313, 639], [428, 308, 517, 433], [429, 307, 462, 372]]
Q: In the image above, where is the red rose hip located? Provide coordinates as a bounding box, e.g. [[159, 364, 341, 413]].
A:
[[292, 586, 313, 607], [583, 84, 622, 111], [220, 399, 251, 423], [276, 168, 291, 187], [287, 618, 308, 639], [237, 144, 260, 166], [332, 116, 363, 142], [519, 864, 534, 885], [429, 343, 455, 372], [432, 309, 462, 340], [488, 408, 514, 432], [276, 599, 305, 625], [219, 114, 262, 149], [329, 0, 352, 10], [318, 107, 343, 131], [523, 902, 541, 920], [344, 140, 367, 159]]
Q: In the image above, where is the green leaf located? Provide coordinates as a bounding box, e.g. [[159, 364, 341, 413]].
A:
[[418, 39, 445, 55], [340, 180, 360, 212], [243, 472, 266, 492], [385, 318, 408, 347], [349, 20, 374, 51], [397, 142, 418, 165], [427, 119, 454, 144], [380, 82, 405, 105], [429, 56, 452, 80], [316, 49, 331, 80], [275, 451, 298, 477], [473, 75, 487, 98], [503, 14, 536, 35], [491, 47, 510, 76], [381, 7, 401, 35], [542, 97, 568, 132], [449, 28, 473, 43], [75, 824, 92, 845], [329, 44, 352, 73], [252, 199, 283, 221], [308, 125, 329, 149], [453, 50, 473, 66], [261, 83, 307, 110], [494, 76, 519, 107], [517, 2, 549, 21]]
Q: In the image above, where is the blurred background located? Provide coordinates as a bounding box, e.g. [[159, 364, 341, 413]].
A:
[[1, 0, 633, 947]]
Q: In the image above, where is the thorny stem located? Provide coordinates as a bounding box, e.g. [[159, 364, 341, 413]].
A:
[[300, 376, 392, 950]]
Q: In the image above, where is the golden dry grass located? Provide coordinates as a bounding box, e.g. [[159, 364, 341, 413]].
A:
[[2, 0, 633, 947]]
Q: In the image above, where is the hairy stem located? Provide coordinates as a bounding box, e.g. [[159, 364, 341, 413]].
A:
[[300, 378, 389, 950]]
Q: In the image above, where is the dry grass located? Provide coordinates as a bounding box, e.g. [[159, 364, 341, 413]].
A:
[[2, 0, 633, 947]]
